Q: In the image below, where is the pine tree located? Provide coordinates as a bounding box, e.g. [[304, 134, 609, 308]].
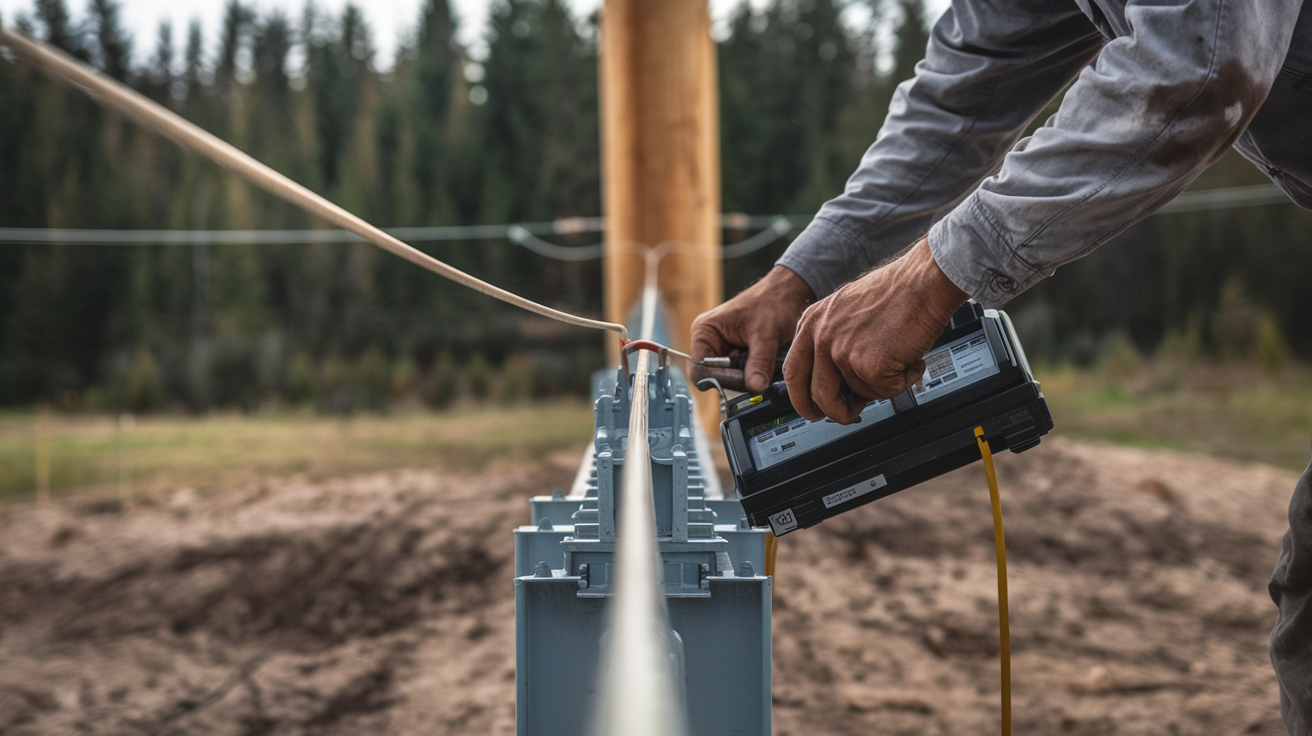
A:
[[408, 0, 462, 225], [891, 0, 929, 83], [183, 20, 204, 96], [141, 22, 175, 103], [88, 0, 132, 81], [718, 0, 857, 215], [34, 0, 84, 57]]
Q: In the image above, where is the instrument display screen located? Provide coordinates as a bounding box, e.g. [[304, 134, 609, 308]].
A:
[[747, 399, 895, 472], [742, 328, 998, 472]]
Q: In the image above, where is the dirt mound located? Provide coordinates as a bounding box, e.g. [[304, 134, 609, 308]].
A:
[[771, 439, 1295, 736], [0, 466, 562, 735], [0, 438, 1300, 735]]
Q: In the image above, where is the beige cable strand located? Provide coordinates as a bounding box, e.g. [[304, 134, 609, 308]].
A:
[[0, 26, 629, 343]]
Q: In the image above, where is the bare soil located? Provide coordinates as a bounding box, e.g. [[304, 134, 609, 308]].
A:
[[0, 438, 1299, 735]]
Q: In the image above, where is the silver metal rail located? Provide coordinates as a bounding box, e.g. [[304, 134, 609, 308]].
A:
[[593, 347, 688, 736], [592, 249, 688, 736]]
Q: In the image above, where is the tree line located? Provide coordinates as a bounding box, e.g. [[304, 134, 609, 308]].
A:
[[0, 0, 1307, 413]]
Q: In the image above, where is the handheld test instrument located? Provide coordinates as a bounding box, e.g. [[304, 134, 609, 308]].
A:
[[719, 301, 1052, 537]]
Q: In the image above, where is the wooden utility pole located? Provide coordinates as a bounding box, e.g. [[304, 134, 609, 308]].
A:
[[600, 0, 723, 435]]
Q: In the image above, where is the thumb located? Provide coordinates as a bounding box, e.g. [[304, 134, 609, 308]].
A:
[[901, 359, 927, 394]]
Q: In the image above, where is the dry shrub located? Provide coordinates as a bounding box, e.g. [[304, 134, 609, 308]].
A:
[[286, 352, 318, 405], [123, 348, 165, 414], [499, 356, 531, 406], [466, 353, 491, 401], [1212, 277, 1260, 362], [422, 352, 457, 409], [390, 358, 417, 400], [1253, 312, 1291, 375], [1097, 332, 1143, 385]]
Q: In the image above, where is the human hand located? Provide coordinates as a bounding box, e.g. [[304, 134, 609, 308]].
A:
[[783, 238, 968, 424], [690, 266, 815, 393]]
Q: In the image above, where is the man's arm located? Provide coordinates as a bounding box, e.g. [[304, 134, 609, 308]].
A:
[[693, 0, 1104, 392], [785, 0, 1303, 423], [929, 0, 1303, 307], [779, 0, 1105, 300], [785, 0, 1304, 422]]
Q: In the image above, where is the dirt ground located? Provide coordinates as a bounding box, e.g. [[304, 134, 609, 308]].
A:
[[0, 438, 1300, 735]]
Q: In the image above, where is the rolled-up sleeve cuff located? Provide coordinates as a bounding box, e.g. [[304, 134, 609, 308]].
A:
[[775, 217, 867, 300], [928, 194, 1041, 308]]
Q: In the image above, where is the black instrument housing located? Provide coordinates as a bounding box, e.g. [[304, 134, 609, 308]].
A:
[[721, 302, 1053, 537]]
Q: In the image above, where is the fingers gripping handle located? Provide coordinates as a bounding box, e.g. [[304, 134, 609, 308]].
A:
[[692, 351, 787, 392]]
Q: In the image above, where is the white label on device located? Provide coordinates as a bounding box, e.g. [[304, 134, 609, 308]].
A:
[[822, 474, 888, 509], [768, 508, 798, 535], [912, 329, 999, 404], [747, 399, 897, 472]]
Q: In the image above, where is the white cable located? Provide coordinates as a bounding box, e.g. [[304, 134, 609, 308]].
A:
[[719, 215, 793, 258], [0, 182, 1289, 251], [0, 27, 629, 343], [0, 222, 588, 245], [507, 224, 605, 261], [0, 220, 795, 264]]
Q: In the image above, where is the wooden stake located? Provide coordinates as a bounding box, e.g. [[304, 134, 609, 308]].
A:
[[35, 403, 50, 504], [118, 413, 136, 500], [601, 0, 724, 437]]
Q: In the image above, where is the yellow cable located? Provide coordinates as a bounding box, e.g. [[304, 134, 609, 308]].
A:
[[974, 426, 1011, 736], [765, 533, 778, 577]]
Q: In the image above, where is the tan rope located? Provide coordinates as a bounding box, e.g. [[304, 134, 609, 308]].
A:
[[0, 27, 629, 343]]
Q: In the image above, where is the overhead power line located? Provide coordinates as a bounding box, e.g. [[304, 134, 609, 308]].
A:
[[507, 224, 605, 261], [0, 223, 569, 246], [0, 217, 801, 261], [503, 215, 797, 261], [720, 216, 794, 258], [0, 183, 1293, 253], [0, 210, 811, 245]]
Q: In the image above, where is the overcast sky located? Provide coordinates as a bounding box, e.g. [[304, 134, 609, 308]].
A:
[[0, 0, 755, 69], [0, 0, 946, 72]]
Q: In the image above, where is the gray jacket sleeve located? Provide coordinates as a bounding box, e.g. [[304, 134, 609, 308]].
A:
[[780, 0, 1303, 307]]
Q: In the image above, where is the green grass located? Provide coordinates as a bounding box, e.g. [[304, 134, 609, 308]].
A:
[[1038, 365, 1312, 472], [4, 365, 1309, 504], [0, 403, 595, 504]]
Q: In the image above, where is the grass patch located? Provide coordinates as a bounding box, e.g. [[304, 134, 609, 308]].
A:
[[0, 402, 595, 504], [5, 364, 1309, 504], [1038, 365, 1312, 472]]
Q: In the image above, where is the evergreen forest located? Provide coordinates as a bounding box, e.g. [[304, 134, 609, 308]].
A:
[[1, 0, 1309, 413]]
